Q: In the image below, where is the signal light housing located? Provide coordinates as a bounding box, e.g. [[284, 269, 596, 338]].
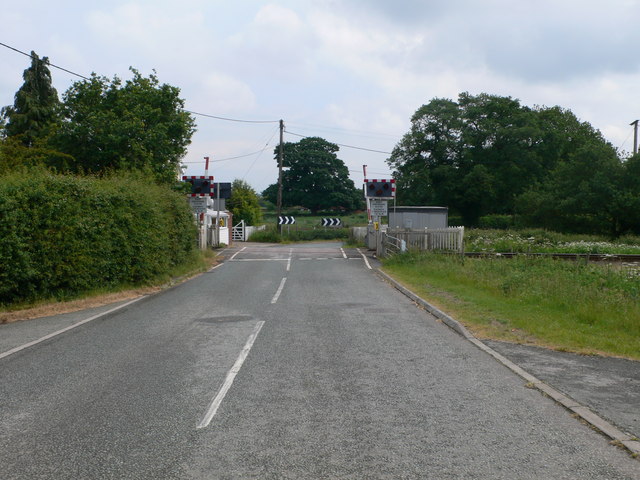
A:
[[182, 176, 215, 196], [364, 179, 395, 198]]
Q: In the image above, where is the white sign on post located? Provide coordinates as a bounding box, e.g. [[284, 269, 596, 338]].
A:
[[370, 199, 388, 217], [189, 197, 208, 214]]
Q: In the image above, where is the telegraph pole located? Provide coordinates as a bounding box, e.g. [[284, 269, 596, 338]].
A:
[[277, 119, 284, 229], [631, 120, 639, 155]]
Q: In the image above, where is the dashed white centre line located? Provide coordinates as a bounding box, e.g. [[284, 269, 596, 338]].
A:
[[271, 277, 287, 304], [197, 321, 265, 429], [286, 248, 292, 272]]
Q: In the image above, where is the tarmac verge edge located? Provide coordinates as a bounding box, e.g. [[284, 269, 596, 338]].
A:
[[374, 268, 640, 459]]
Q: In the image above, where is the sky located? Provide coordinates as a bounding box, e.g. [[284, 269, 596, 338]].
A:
[[2, 0, 640, 193]]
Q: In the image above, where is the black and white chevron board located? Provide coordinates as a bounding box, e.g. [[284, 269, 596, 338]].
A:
[[321, 218, 342, 227], [278, 216, 296, 225]]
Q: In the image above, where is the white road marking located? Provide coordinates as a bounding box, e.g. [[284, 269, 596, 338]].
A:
[[208, 264, 223, 272], [286, 248, 292, 272], [357, 248, 372, 269], [271, 277, 287, 304], [197, 321, 265, 429], [230, 258, 288, 262], [0, 297, 146, 361], [229, 247, 246, 260], [340, 247, 347, 259]]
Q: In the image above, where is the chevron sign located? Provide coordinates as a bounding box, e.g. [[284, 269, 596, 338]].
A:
[[278, 216, 296, 225], [322, 218, 342, 227]]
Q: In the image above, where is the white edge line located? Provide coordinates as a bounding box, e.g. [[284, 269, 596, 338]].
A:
[[0, 296, 146, 361], [229, 247, 247, 260], [357, 248, 372, 270], [271, 277, 287, 304], [197, 320, 265, 429], [208, 264, 223, 272]]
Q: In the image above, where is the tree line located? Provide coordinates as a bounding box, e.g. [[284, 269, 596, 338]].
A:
[[1, 51, 195, 185], [4, 53, 637, 237], [388, 92, 640, 236], [0, 51, 264, 226]]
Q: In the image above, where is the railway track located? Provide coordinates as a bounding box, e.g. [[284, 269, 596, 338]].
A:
[[464, 252, 640, 263]]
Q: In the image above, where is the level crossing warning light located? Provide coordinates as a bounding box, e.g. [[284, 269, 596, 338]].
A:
[[364, 179, 395, 198], [183, 176, 215, 196]]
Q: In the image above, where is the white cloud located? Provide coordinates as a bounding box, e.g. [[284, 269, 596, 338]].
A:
[[191, 73, 257, 114]]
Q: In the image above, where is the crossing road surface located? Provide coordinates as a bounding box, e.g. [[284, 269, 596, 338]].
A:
[[1, 242, 638, 479]]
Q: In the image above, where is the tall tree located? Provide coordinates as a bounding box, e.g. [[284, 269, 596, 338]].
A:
[[389, 92, 616, 225], [262, 137, 363, 213], [52, 69, 196, 184], [227, 179, 263, 225], [1, 51, 60, 146], [516, 143, 624, 235]]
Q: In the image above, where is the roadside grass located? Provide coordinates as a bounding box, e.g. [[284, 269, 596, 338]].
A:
[[0, 248, 220, 323], [382, 252, 640, 360], [466, 229, 640, 254]]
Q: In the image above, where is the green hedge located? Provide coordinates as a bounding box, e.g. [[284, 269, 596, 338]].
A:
[[0, 171, 197, 305]]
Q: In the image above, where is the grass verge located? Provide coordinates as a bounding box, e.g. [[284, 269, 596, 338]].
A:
[[382, 252, 640, 360]]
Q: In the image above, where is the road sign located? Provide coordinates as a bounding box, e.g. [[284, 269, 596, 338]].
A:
[[321, 218, 342, 227], [370, 199, 388, 217], [278, 216, 296, 225], [189, 197, 208, 214], [216, 182, 232, 199]]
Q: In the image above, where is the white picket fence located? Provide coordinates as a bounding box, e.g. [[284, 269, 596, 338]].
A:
[[380, 227, 465, 256]]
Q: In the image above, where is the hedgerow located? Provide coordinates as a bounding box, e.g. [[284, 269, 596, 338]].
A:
[[0, 170, 197, 305]]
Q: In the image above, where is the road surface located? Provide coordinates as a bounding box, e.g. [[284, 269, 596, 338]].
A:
[[0, 242, 638, 479]]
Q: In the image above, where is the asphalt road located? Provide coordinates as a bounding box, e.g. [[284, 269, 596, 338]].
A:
[[0, 242, 638, 479]]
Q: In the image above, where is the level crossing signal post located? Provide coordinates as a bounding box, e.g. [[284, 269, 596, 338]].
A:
[[364, 178, 395, 229]]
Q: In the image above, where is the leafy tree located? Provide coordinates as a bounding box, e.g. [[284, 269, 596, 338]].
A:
[[0, 136, 73, 175], [516, 144, 624, 235], [1, 51, 60, 146], [262, 137, 363, 213], [52, 69, 195, 184], [227, 179, 263, 225], [388, 92, 614, 226], [616, 154, 640, 234]]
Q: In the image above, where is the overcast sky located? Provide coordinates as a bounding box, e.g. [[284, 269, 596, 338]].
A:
[[2, 0, 640, 193]]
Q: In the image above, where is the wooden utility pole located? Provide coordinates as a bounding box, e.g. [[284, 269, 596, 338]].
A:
[[277, 119, 284, 227], [631, 120, 639, 155]]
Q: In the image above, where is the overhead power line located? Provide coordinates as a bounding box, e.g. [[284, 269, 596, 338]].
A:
[[1, 41, 279, 125], [0, 41, 91, 80], [285, 130, 393, 155], [184, 109, 279, 124]]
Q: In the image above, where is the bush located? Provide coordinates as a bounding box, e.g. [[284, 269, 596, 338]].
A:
[[247, 225, 349, 243], [0, 170, 197, 305], [284, 229, 349, 241], [477, 214, 514, 230], [248, 228, 282, 243], [448, 215, 464, 227]]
